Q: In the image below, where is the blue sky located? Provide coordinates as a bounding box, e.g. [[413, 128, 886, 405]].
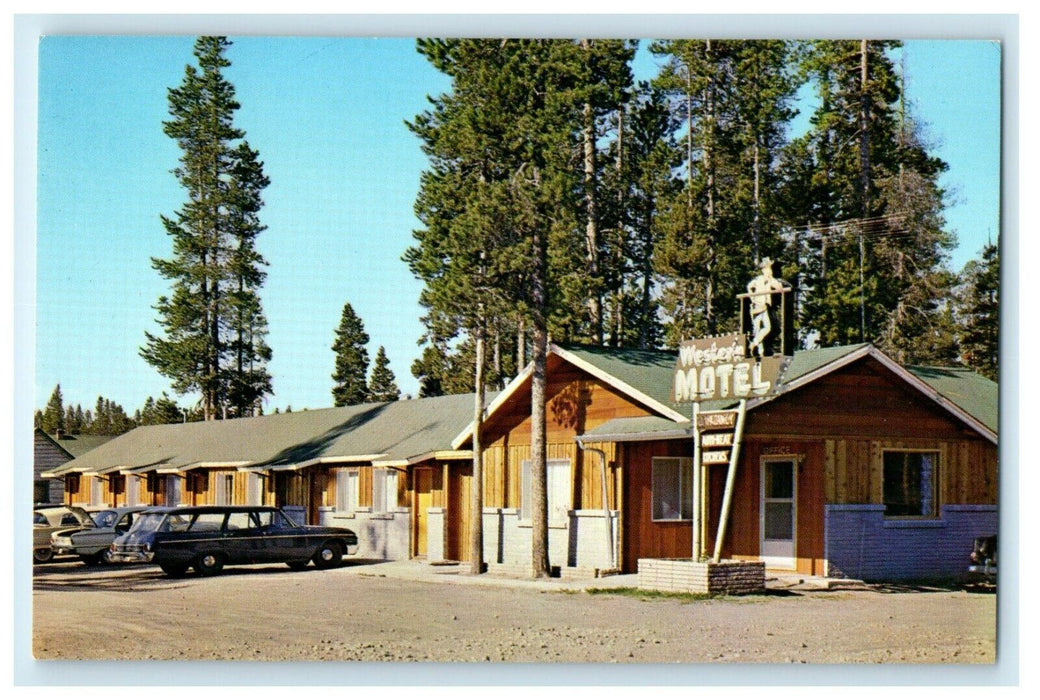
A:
[[33, 35, 1002, 415]]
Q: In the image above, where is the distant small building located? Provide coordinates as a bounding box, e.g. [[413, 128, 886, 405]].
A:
[[33, 429, 114, 504]]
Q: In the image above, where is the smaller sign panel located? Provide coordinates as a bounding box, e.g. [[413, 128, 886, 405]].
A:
[[701, 432, 734, 448], [701, 450, 731, 465], [697, 411, 738, 431]]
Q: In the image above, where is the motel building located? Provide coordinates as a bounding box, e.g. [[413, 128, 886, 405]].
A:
[[43, 270, 997, 583]]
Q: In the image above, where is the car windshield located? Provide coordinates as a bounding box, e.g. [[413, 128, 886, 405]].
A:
[[90, 511, 117, 528], [129, 512, 169, 533]]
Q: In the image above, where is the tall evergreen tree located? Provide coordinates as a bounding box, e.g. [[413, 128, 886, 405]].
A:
[[603, 82, 678, 348], [367, 346, 401, 402], [331, 302, 370, 406], [410, 39, 593, 577], [648, 40, 801, 347], [957, 243, 999, 380], [782, 40, 954, 357], [138, 393, 187, 425], [41, 384, 65, 434], [225, 141, 274, 417], [141, 36, 273, 420]]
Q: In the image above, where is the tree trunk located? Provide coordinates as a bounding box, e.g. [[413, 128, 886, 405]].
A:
[[859, 39, 870, 342], [516, 317, 526, 372], [469, 314, 485, 575], [584, 99, 602, 344], [704, 39, 717, 335], [530, 220, 550, 579]]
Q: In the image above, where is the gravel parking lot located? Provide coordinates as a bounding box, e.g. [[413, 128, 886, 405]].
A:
[[32, 557, 996, 664]]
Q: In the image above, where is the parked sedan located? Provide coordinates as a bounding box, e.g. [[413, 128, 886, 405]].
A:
[[109, 505, 359, 576], [33, 505, 93, 563], [50, 506, 149, 565]]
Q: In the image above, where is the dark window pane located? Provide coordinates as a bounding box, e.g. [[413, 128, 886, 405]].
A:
[[653, 460, 681, 520], [883, 452, 938, 517], [764, 501, 794, 540], [765, 461, 794, 499]]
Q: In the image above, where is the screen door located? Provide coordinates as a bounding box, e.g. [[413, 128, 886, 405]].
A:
[[760, 458, 796, 569]]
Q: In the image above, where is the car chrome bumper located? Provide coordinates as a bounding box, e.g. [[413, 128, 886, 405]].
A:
[[345, 544, 359, 556], [109, 550, 154, 564], [968, 564, 996, 576]]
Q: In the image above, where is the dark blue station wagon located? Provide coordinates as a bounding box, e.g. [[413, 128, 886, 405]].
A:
[[109, 505, 359, 576]]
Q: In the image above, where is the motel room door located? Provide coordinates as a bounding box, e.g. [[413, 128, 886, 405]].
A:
[[760, 457, 797, 569], [413, 468, 433, 558]]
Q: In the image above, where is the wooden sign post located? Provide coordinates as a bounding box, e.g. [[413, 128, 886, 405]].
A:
[[672, 257, 794, 564]]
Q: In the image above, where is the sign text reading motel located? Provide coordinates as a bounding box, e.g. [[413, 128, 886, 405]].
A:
[[672, 333, 781, 403]]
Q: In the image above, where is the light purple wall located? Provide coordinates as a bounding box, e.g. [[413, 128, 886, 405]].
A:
[[825, 504, 997, 581]]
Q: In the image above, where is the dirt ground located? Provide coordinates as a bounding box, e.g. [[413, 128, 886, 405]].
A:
[[32, 556, 997, 664]]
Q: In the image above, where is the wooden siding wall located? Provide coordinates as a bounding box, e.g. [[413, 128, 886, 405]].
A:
[[824, 437, 997, 506], [620, 440, 691, 572], [481, 440, 621, 511], [480, 358, 653, 514], [193, 470, 254, 505], [747, 356, 984, 441], [324, 466, 409, 509]]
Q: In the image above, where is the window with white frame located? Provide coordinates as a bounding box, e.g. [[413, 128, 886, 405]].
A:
[[520, 459, 571, 525], [335, 469, 359, 513], [246, 472, 263, 505], [90, 476, 104, 506], [125, 475, 140, 506], [652, 457, 693, 521], [372, 468, 398, 513], [883, 450, 939, 517], [165, 475, 182, 506]]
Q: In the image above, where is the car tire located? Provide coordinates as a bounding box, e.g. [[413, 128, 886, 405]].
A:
[[193, 553, 225, 576], [159, 563, 189, 577], [33, 548, 54, 564], [286, 560, 309, 571], [312, 541, 343, 570], [79, 553, 102, 566], [100, 549, 117, 565]]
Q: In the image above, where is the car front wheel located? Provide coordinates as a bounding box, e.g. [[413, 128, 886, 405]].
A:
[[33, 548, 54, 564], [194, 553, 225, 576], [312, 541, 343, 569]]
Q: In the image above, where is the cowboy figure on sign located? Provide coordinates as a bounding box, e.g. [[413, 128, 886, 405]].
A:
[[747, 257, 785, 358]]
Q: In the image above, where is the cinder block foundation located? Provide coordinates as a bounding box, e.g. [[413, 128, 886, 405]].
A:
[[638, 558, 766, 595]]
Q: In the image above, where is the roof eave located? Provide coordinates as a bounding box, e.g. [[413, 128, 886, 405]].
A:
[[451, 365, 534, 449], [575, 428, 693, 444], [550, 344, 689, 423], [867, 348, 998, 444]]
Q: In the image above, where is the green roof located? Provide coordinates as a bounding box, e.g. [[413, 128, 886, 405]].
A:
[[556, 342, 870, 414], [40, 432, 117, 459], [907, 365, 998, 434], [555, 344, 683, 412], [49, 393, 488, 476], [569, 343, 997, 442], [47, 344, 997, 475]]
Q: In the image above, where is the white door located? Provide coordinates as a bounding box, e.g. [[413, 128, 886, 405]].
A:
[[760, 458, 797, 569]]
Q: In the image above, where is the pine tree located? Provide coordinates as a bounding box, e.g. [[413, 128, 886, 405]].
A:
[[957, 243, 999, 380], [367, 346, 400, 402], [41, 385, 65, 434], [410, 39, 595, 577], [602, 82, 678, 348], [782, 40, 954, 355], [138, 393, 186, 425], [141, 36, 273, 420], [331, 302, 370, 406]]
